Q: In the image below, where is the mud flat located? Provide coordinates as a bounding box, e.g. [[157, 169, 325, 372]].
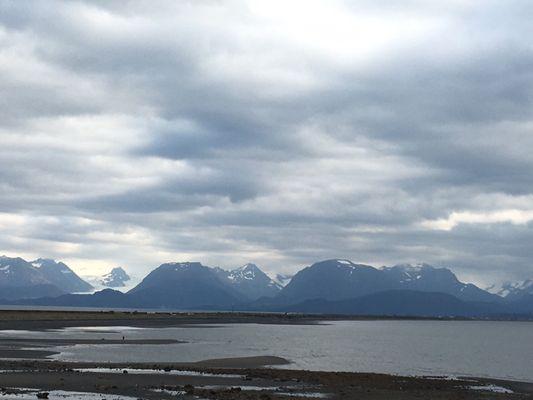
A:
[[0, 309, 483, 331], [0, 310, 531, 399], [0, 309, 325, 331], [0, 358, 531, 400], [0, 337, 184, 359]]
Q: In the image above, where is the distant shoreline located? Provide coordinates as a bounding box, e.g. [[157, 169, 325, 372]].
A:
[[0, 309, 531, 331]]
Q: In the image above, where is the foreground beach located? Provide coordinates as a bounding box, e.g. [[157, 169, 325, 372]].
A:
[[1, 358, 531, 400], [0, 310, 531, 399]]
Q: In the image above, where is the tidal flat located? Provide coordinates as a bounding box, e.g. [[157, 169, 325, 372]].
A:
[[0, 310, 531, 400]]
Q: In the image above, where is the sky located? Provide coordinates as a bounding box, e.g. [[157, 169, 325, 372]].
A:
[[1, 0, 532, 286]]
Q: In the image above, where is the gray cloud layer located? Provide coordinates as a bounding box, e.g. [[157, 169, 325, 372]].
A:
[[1, 0, 532, 285]]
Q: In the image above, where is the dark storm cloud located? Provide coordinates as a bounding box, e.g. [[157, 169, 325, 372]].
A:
[[1, 0, 533, 284]]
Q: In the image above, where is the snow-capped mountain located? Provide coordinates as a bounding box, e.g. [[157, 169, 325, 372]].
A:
[[31, 258, 93, 293], [278, 259, 499, 304], [83, 268, 136, 292], [100, 267, 131, 288], [0, 255, 92, 299], [382, 263, 498, 303], [1, 256, 522, 316], [0, 256, 51, 287], [217, 263, 282, 300], [486, 279, 533, 300], [127, 262, 281, 307], [279, 259, 395, 303]]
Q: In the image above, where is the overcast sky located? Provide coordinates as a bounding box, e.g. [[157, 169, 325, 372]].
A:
[[1, 0, 532, 285]]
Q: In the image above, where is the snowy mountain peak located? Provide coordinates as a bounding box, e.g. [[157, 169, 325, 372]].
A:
[[318, 259, 376, 272], [101, 267, 131, 288], [319, 259, 365, 269], [516, 279, 533, 291], [213, 263, 282, 300], [32, 258, 54, 264], [390, 263, 436, 272], [486, 279, 533, 299], [0, 256, 93, 294], [241, 263, 260, 271], [29, 258, 92, 292], [383, 263, 461, 287], [31, 258, 73, 274], [229, 263, 262, 281], [335, 259, 355, 266], [166, 262, 203, 271]]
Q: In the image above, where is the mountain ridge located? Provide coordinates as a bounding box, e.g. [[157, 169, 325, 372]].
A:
[[0, 255, 92, 299], [127, 262, 246, 309], [30, 258, 93, 293], [486, 279, 533, 301], [1, 256, 531, 318], [214, 263, 282, 300]]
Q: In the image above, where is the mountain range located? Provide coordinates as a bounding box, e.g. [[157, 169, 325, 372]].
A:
[[276, 260, 501, 305], [1, 255, 532, 318], [0, 256, 92, 299]]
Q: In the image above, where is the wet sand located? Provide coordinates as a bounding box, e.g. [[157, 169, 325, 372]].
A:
[[0, 359, 531, 399], [0, 337, 183, 359]]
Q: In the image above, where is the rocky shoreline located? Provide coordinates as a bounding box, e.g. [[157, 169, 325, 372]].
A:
[[0, 359, 531, 399]]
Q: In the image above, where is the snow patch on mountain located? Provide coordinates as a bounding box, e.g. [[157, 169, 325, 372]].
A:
[[336, 259, 352, 265], [486, 279, 533, 298], [228, 263, 260, 281], [215, 263, 282, 300], [84, 267, 134, 292], [0, 256, 93, 297], [101, 267, 131, 288], [271, 273, 293, 287]]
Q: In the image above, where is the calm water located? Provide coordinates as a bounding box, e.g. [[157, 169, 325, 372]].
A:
[[2, 320, 533, 382]]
